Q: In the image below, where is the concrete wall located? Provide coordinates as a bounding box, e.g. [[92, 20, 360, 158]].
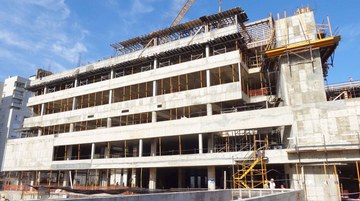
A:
[[275, 12, 317, 47], [50, 189, 303, 201], [291, 99, 360, 147], [234, 189, 304, 201], [285, 165, 340, 201]]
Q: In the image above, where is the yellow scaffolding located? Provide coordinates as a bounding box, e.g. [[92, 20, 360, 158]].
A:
[[233, 136, 268, 189]]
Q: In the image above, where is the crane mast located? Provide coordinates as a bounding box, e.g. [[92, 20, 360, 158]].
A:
[[170, 0, 197, 27]]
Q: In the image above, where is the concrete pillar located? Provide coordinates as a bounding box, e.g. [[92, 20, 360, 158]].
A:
[[72, 78, 78, 110], [110, 68, 114, 79], [91, 143, 95, 159], [29, 172, 35, 191], [150, 139, 157, 156], [74, 78, 78, 87], [122, 169, 128, 187], [177, 168, 183, 188], [36, 171, 41, 186], [69, 123, 74, 132], [131, 168, 136, 187], [153, 58, 158, 98], [133, 144, 138, 157], [206, 103, 212, 116], [207, 166, 216, 190], [149, 168, 157, 190], [37, 128, 42, 137], [40, 103, 45, 115], [206, 70, 211, 87], [104, 146, 110, 159], [107, 118, 111, 128], [207, 133, 214, 153], [152, 111, 157, 123], [139, 139, 143, 157], [72, 97, 77, 110], [108, 89, 113, 104], [154, 58, 158, 69], [205, 44, 210, 58], [66, 145, 72, 160], [198, 134, 203, 154], [152, 81, 157, 97], [110, 169, 122, 186], [63, 171, 69, 187]]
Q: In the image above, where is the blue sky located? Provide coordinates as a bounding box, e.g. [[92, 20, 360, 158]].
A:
[[0, 0, 359, 84]]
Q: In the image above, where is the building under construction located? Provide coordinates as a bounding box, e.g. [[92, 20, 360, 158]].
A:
[[1, 6, 359, 201]]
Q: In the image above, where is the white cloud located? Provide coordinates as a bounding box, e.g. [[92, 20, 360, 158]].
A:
[[0, 31, 32, 50], [0, 0, 90, 79], [52, 42, 88, 63], [131, 0, 154, 15]]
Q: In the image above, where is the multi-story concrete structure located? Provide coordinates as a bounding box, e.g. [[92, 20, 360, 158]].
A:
[[1, 7, 359, 201], [0, 76, 31, 171]]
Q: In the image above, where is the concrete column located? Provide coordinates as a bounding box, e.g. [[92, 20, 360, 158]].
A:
[[72, 79, 77, 110], [66, 145, 72, 160], [150, 139, 157, 156], [44, 86, 48, 94], [207, 133, 214, 153], [131, 168, 136, 187], [153, 58, 158, 97], [152, 111, 157, 123], [40, 103, 45, 115], [110, 68, 114, 79], [198, 134, 203, 154], [29, 172, 35, 191], [36, 171, 41, 185], [139, 139, 143, 157], [122, 169, 128, 187], [205, 44, 210, 58], [152, 81, 157, 97], [104, 146, 110, 159], [91, 143, 95, 159], [149, 168, 157, 190], [110, 169, 122, 186], [108, 89, 113, 104], [107, 118, 111, 128], [63, 171, 69, 187], [133, 145, 138, 157], [74, 78, 78, 87], [206, 103, 212, 116], [37, 128, 42, 137], [154, 58, 158, 69], [69, 123, 74, 132], [177, 168, 183, 188], [206, 70, 211, 87], [207, 166, 216, 190], [72, 97, 77, 110]]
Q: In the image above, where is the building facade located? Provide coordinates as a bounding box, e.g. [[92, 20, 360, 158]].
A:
[[1, 7, 359, 201], [0, 76, 31, 171]]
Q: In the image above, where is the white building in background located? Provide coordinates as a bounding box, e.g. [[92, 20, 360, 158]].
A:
[[0, 76, 32, 171]]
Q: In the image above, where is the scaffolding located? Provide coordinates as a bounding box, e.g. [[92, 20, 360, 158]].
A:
[[232, 135, 268, 189]]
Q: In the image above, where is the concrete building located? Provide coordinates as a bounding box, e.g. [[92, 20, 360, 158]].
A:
[[0, 76, 32, 171], [1, 7, 358, 201]]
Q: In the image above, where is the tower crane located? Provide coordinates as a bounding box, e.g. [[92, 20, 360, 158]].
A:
[[170, 0, 197, 27], [169, 0, 223, 27]]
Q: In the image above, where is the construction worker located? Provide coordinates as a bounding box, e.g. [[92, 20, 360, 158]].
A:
[[269, 178, 276, 189]]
